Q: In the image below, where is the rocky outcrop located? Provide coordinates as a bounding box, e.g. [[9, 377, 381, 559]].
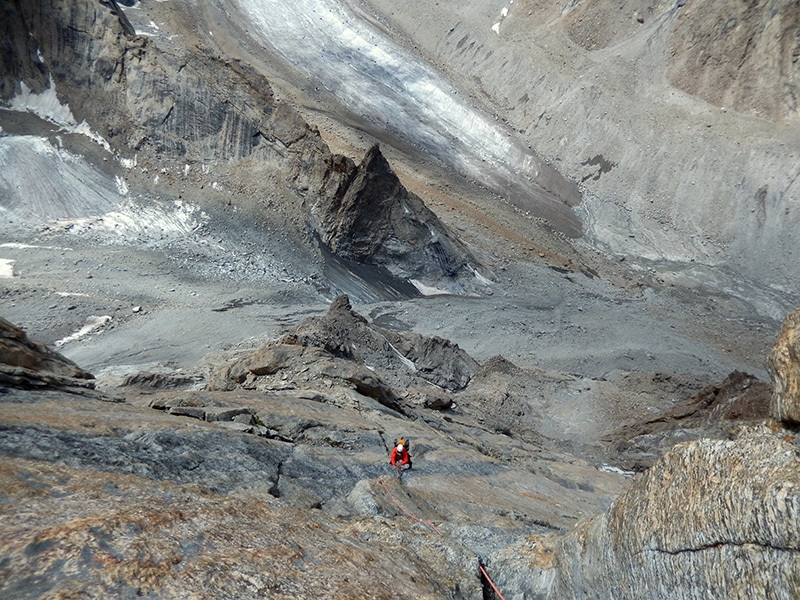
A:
[[0, 316, 94, 388], [768, 305, 800, 424], [312, 145, 485, 291], [606, 370, 772, 469], [212, 295, 479, 398], [539, 425, 800, 599]]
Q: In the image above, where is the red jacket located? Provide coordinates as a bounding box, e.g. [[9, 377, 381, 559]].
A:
[[390, 446, 409, 466]]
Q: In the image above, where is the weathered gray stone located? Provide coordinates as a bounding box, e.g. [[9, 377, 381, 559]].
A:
[[148, 397, 169, 410], [167, 406, 206, 419], [217, 421, 254, 434], [233, 413, 256, 425], [767, 306, 800, 424], [310, 145, 487, 295], [423, 391, 453, 410], [205, 407, 255, 422]]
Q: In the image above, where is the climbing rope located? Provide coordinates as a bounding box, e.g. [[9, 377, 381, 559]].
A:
[[378, 475, 443, 536], [377, 475, 508, 600], [479, 564, 508, 600]]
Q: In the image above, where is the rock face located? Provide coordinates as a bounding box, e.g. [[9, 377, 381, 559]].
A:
[[539, 426, 800, 599], [1, 0, 483, 299], [667, 0, 800, 122], [768, 305, 800, 424], [0, 316, 94, 388], [1, 301, 796, 599], [0, 315, 631, 599], [356, 0, 800, 297], [312, 145, 484, 291], [561, 0, 800, 122]]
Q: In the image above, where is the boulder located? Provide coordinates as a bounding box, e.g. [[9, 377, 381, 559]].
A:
[[767, 306, 800, 424]]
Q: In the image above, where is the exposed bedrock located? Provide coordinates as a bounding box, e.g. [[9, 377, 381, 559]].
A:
[[768, 305, 800, 424], [209, 294, 480, 398], [534, 425, 800, 599], [605, 370, 772, 470], [311, 144, 487, 293], [0, 316, 94, 389]]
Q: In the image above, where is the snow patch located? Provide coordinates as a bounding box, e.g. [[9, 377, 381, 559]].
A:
[[120, 155, 138, 169], [1, 242, 72, 251], [50, 199, 206, 243], [471, 266, 493, 286], [0, 259, 16, 278], [492, 22, 500, 34], [409, 279, 450, 296], [8, 77, 112, 153], [598, 464, 636, 476], [388, 342, 416, 371], [115, 175, 129, 196], [56, 315, 112, 347]]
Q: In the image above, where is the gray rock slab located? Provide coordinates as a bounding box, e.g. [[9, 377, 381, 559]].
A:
[[168, 406, 206, 420], [205, 407, 255, 422]]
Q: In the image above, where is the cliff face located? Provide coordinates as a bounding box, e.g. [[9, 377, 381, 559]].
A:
[[507, 308, 800, 599], [543, 426, 800, 599], [1, 0, 313, 161], [0, 0, 484, 298]]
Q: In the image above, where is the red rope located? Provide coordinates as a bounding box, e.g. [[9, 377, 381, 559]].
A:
[[377, 476, 507, 600], [479, 564, 508, 600], [378, 475, 443, 536]]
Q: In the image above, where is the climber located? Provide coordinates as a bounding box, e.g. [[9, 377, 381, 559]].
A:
[[390, 439, 412, 475]]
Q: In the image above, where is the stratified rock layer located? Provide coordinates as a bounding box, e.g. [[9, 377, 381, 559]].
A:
[[0, 316, 94, 388], [768, 305, 800, 424], [544, 426, 800, 599]]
